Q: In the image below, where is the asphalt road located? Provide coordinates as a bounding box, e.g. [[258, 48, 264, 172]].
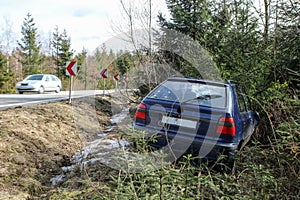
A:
[[0, 90, 113, 110]]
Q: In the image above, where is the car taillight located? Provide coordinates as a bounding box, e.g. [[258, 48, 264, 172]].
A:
[[216, 117, 236, 136], [135, 103, 147, 122]]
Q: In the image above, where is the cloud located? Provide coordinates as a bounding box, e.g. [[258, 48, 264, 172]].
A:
[[79, 35, 102, 40], [73, 9, 91, 17], [0, 0, 169, 53]]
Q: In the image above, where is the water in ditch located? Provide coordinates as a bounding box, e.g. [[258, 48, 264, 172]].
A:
[[50, 108, 131, 186]]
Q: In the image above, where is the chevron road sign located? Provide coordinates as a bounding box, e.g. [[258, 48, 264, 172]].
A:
[[66, 61, 77, 76]]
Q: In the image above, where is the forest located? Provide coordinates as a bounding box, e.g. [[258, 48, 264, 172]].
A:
[[0, 0, 299, 198]]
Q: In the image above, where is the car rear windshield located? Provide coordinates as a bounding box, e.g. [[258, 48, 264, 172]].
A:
[[26, 75, 43, 81], [148, 80, 227, 108]]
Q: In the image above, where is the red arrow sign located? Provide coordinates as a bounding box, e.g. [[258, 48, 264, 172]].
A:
[[113, 74, 119, 81], [100, 68, 108, 78], [66, 61, 77, 76]]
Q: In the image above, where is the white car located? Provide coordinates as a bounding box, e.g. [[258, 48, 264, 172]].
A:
[[16, 74, 62, 94]]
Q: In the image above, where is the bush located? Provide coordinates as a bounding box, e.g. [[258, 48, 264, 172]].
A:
[[100, 129, 300, 199]]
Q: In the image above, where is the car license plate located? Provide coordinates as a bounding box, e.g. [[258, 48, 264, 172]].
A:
[[161, 116, 197, 129]]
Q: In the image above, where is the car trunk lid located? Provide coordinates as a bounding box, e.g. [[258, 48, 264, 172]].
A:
[[140, 99, 232, 142]]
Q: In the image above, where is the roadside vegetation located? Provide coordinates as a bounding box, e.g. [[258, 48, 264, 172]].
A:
[[0, 0, 299, 199], [0, 94, 298, 199]]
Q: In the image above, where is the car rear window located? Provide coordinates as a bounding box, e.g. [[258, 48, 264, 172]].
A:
[[148, 80, 227, 108]]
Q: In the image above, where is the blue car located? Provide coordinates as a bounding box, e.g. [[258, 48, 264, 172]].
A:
[[134, 77, 259, 169]]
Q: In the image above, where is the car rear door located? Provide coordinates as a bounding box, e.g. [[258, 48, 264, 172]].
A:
[[50, 75, 59, 89], [236, 90, 256, 142]]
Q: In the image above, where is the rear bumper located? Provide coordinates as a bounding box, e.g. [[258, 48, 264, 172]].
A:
[[134, 125, 239, 161]]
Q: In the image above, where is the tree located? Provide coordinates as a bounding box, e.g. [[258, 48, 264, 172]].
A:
[[59, 29, 74, 64], [111, 0, 163, 92], [17, 13, 42, 76], [0, 16, 16, 73], [51, 27, 74, 86], [75, 48, 88, 89], [211, 0, 266, 92], [273, 0, 300, 88], [94, 46, 116, 90], [115, 51, 134, 75], [159, 0, 267, 92], [0, 52, 14, 93], [52, 26, 61, 68], [157, 0, 218, 79], [159, 0, 213, 47]]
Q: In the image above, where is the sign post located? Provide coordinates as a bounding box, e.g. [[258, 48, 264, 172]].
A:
[[103, 78, 105, 96], [100, 68, 108, 96], [66, 61, 77, 104], [123, 76, 128, 94]]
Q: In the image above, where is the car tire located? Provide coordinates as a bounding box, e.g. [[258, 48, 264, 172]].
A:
[[38, 86, 44, 94], [18, 91, 23, 94], [55, 86, 60, 93], [225, 159, 236, 174], [224, 150, 237, 174]]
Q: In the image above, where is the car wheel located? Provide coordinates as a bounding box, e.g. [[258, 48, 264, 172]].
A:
[[18, 91, 23, 94], [225, 159, 236, 174], [55, 86, 60, 93], [224, 151, 237, 174], [38, 86, 44, 94]]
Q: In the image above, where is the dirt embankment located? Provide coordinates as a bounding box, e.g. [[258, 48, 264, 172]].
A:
[[0, 95, 127, 199]]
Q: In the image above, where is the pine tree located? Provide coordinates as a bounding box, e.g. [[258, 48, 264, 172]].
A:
[[59, 29, 74, 64], [17, 13, 42, 76], [274, 0, 300, 88], [0, 52, 14, 93], [210, 0, 264, 91], [159, 0, 212, 45], [52, 26, 62, 70], [158, 0, 264, 91], [157, 0, 221, 78], [51, 27, 74, 84], [115, 51, 133, 75], [75, 48, 88, 89]]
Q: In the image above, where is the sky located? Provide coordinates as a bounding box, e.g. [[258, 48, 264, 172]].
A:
[[0, 0, 169, 54]]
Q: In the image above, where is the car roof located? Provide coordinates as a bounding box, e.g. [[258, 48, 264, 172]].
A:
[[29, 74, 57, 77], [166, 77, 232, 86]]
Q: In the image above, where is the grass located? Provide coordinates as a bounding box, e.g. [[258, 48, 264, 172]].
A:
[[44, 134, 299, 200], [0, 94, 299, 199]]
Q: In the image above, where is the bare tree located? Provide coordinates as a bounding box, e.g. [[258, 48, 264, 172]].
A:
[[0, 16, 16, 73], [109, 0, 173, 94]]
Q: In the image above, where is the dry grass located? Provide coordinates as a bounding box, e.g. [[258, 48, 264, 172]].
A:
[[0, 95, 122, 199]]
